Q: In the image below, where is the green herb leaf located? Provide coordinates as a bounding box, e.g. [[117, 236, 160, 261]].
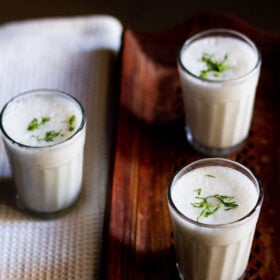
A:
[[205, 174, 216, 178], [43, 131, 64, 142], [199, 53, 229, 78], [41, 116, 50, 125], [194, 188, 202, 196], [27, 118, 39, 131], [27, 116, 50, 131], [191, 189, 238, 221], [66, 115, 76, 131], [33, 130, 64, 142]]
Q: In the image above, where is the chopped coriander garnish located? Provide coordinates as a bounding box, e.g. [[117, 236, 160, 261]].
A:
[[27, 114, 76, 143], [205, 174, 216, 178], [27, 118, 39, 131], [66, 115, 76, 131], [27, 116, 50, 131], [41, 116, 50, 125], [200, 53, 230, 78], [191, 189, 238, 222], [33, 130, 64, 142], [43, 130, 64, 142], [194, 188, 202, 196]]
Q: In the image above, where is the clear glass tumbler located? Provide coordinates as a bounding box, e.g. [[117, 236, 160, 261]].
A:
[[0, 89, 86, 218], [178, 29, 261, 156], [167, 158, 263, 280]]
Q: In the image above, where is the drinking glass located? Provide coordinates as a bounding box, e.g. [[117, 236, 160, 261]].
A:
[[167, 158, 263, 279], [0, 89, 86, 218], [178, 29, 261, 156]]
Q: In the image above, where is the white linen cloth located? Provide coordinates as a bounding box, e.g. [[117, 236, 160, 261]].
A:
[[0, 15, 122, 279]]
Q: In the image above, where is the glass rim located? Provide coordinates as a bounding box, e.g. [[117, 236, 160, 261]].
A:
[[177, 28, 262, 84], [0, 88, 86, 149], [167, 158, 264, 228]]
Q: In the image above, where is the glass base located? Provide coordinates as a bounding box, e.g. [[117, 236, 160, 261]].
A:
[[16, 194, 81, 220], [176, 262, 246, 280], [186, 127, 246, 156]]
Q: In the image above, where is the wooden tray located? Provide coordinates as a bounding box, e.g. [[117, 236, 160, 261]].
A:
[[104, 13, 280, 279]]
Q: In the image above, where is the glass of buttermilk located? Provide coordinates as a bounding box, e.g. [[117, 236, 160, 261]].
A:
[[167, 158, 263, 280], [178, 29, 261, 156], [0, 89, 86, 218]]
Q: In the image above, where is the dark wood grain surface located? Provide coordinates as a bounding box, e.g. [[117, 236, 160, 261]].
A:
[[104, 13, 280, 280]]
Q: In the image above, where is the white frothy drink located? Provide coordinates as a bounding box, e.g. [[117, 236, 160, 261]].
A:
[[168, 158, 263, 280], [178, 29, 261, 155], [0, 90, 86, 215]]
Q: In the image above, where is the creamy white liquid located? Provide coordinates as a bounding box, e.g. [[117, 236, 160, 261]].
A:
[[178, 35, 260, 150], [172, 166, 258, 224], [2, 93, 83, 147], [1, 90, 86, 214], [181, 37, 257, 80], [169, 165, 261, 280]]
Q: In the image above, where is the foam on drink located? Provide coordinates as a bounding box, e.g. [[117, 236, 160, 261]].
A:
[[2, 92, 83, 147], [171, 165, 258, 224], [180, 36, 258, 80]]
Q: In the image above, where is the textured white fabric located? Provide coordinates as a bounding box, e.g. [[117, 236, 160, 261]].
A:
[[0, 15, 122, 279]]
